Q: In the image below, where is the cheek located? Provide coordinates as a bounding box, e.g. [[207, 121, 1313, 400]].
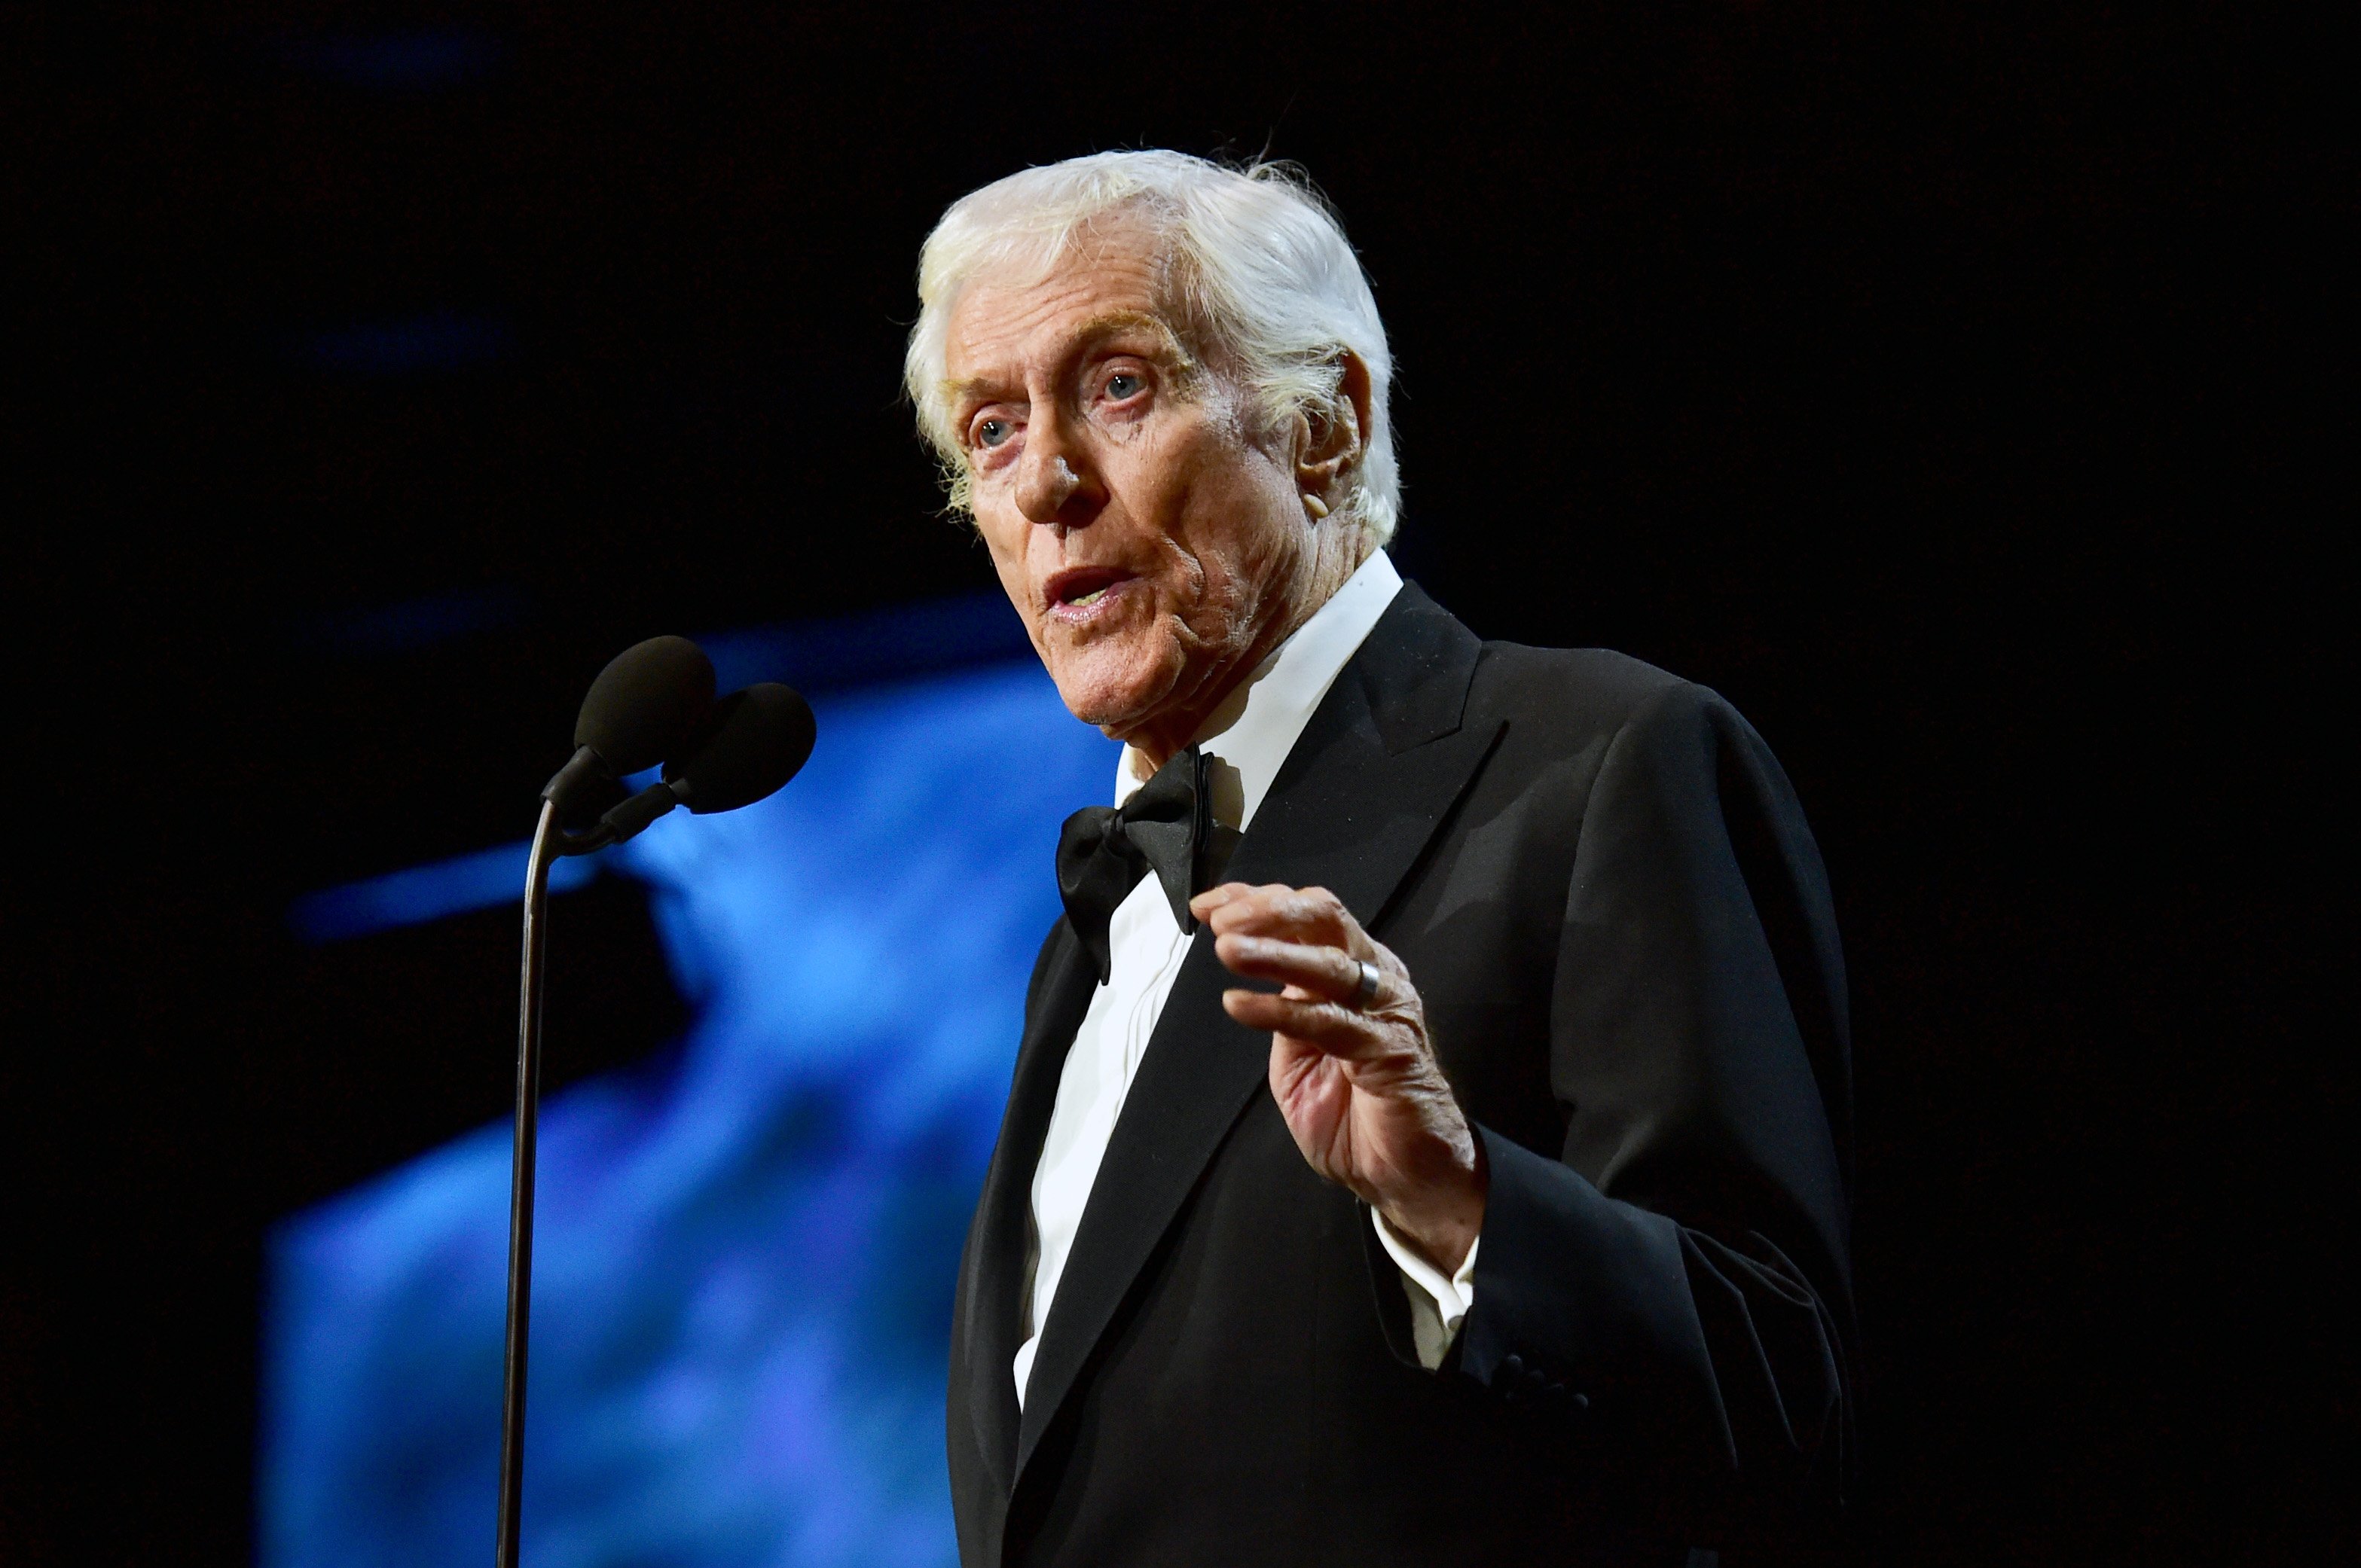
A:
[[974, 516, 1055, 642], [1142, 438, 1266, 576], [970, 505, 1029, 584], [1182, 480, 1299, 612]]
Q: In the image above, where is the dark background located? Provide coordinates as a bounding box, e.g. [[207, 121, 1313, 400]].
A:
[[7, 2, 2338, 1563]]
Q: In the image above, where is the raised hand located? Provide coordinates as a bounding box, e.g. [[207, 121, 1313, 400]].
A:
[[1190, 881, 1486, 1274]]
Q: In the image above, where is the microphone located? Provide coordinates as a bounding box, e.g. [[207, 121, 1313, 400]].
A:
[[498, 645, 814, 1568], [592, 682, 818, 845], [540, 635, 716, 820], [667, 683, 818, 812]]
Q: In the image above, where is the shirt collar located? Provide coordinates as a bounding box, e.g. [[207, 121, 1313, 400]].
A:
[[1113, 548, 1404, 831]]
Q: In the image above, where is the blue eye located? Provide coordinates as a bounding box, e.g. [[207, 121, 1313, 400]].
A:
[[1104, 373, 1143, 400], [976, 417, 1012, 448]]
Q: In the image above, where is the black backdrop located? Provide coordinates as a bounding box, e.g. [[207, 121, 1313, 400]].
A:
[[8, 4, 2338, 1564]]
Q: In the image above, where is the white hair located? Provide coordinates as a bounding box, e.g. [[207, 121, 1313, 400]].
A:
[[903, 150, 1400, 544]]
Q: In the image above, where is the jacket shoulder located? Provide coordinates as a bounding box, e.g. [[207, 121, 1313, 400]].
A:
[[1467, 639, 1709, 738]]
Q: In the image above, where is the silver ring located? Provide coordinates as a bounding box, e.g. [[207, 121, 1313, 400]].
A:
[[1351, 959, 1381, 1010]]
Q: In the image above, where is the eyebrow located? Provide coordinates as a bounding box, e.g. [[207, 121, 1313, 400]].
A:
[[937, 311, 1199, 416]]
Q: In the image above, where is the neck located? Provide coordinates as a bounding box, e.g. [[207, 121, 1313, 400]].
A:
[[1119, 525, 1371, 770]]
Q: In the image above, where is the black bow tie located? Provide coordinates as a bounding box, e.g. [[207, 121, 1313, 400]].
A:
[[1058, 746, 1215, 985]]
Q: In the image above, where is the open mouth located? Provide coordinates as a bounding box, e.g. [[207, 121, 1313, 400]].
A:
[[1044, 566, 1131, 615]]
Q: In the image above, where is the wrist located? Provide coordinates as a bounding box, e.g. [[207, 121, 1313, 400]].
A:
[[1377, 1134, 1488, 1277]]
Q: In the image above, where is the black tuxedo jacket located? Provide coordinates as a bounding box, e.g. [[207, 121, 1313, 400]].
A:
[[949, 584, 1854, 1566]]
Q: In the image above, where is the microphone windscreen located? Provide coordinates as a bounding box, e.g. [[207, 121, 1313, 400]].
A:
[[574, 636, 716, 773], [662, 683, 816, 814]]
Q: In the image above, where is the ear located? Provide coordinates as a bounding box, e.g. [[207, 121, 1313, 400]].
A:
[[1294, 352, 1373, 511]]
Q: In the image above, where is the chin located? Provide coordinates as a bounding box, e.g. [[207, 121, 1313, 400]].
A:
[[1046, 639, 1179, 737]]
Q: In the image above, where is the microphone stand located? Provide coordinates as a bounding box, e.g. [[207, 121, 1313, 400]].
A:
[[495, 781, 682, 1567], [496, 798, 560, 1568], [490, 644, 804, 1563]]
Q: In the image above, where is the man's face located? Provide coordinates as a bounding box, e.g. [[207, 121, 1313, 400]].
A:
[[942, 225, 1315, 752]]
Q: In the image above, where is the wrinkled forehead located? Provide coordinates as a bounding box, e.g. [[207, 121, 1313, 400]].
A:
[[941, 214, 1200, 376], [958, 201, 1174, 304]]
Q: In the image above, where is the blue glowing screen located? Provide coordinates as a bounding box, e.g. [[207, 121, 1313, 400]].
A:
[[261, 658, 1116, 1568]]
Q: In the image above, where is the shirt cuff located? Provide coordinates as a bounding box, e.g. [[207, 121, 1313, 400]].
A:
[[1370, 1207, 1480, 1371]]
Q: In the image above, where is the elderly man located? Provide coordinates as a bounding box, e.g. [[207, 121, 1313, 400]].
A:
[[907, 151, 1853, 1566]]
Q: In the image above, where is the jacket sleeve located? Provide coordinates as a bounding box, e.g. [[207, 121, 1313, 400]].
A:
[[1449, 679, 1856, 1518]]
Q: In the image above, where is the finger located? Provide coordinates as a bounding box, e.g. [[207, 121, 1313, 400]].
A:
[[1202, 883, 1357, 947], [1187, 882, 1252, 920], [1221, 989, 1392, 1057], [1212, 932, 1364, 1004], [1195, 882, 1293, 928]]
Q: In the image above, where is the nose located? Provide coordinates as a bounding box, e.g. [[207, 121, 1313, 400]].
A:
[[1013, 414, 1105, 530]]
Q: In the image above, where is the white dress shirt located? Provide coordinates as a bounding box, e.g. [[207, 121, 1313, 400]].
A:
[[1014, 549, 1481, 1408]]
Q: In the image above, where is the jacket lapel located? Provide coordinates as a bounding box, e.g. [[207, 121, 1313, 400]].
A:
[[958, 922, 1096, 1496], [1011, 583, 1504, 1482]]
